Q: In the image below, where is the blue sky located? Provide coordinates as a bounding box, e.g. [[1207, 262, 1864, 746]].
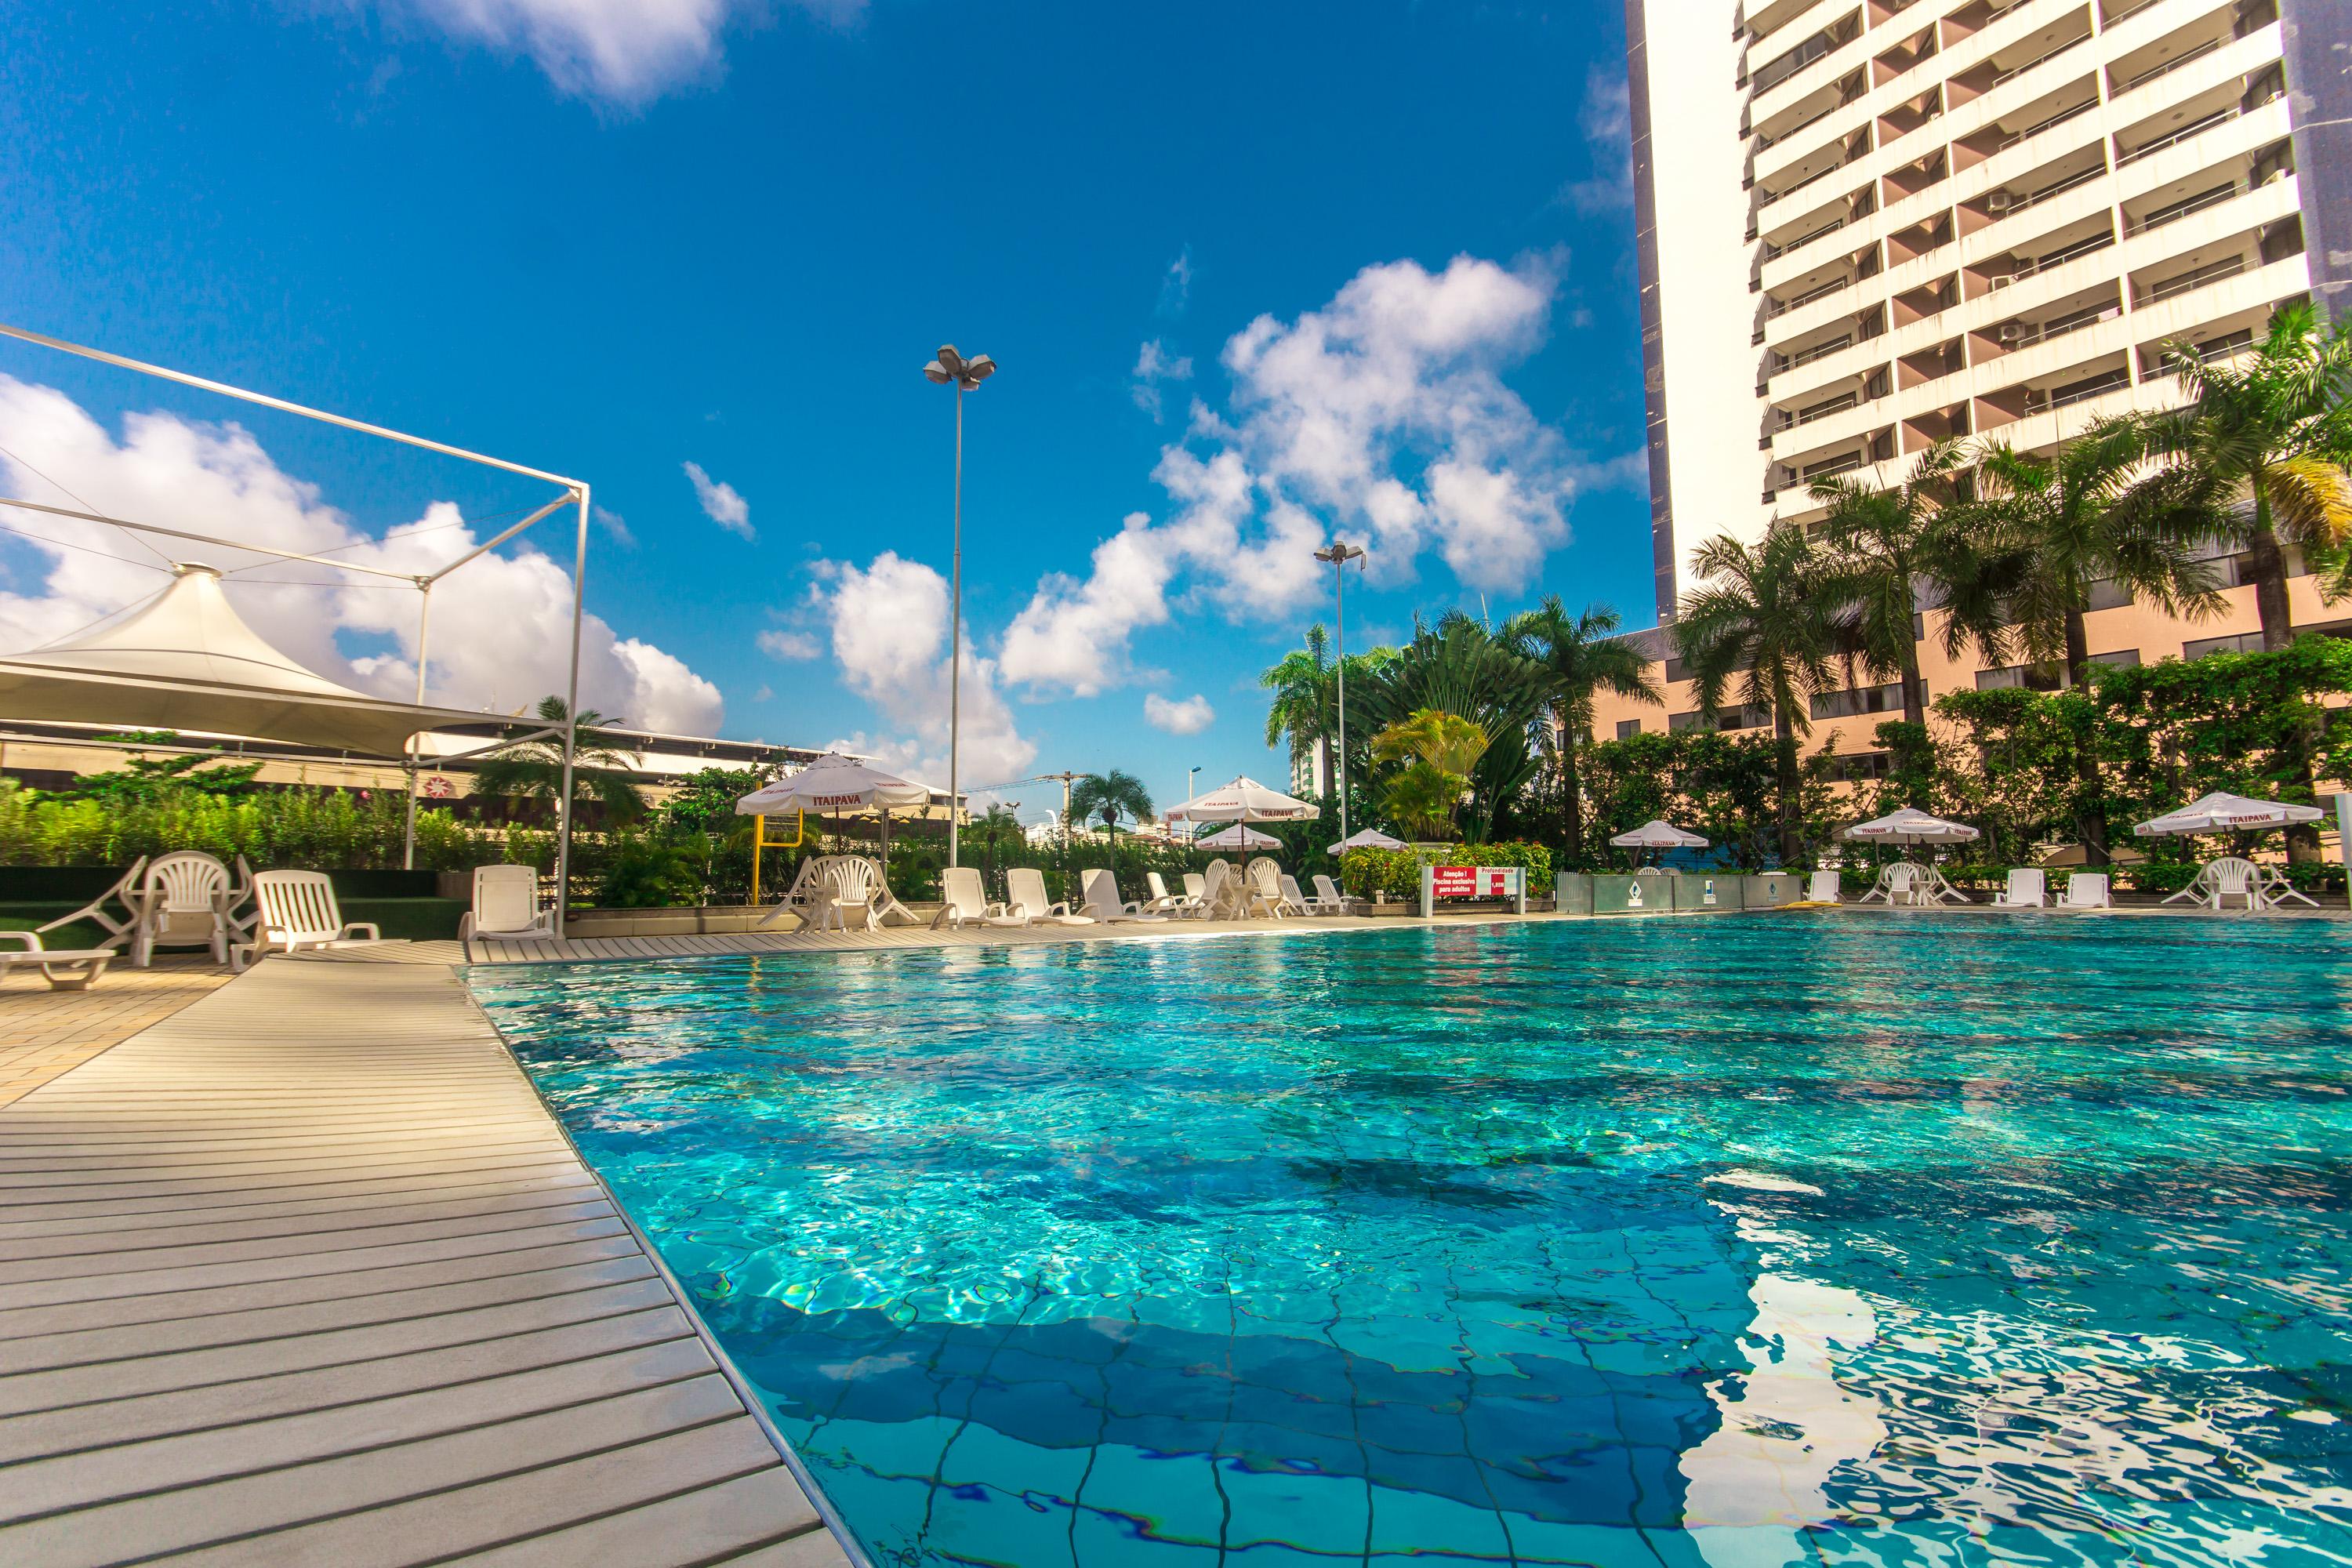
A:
[[0, 0, 1649, 819]]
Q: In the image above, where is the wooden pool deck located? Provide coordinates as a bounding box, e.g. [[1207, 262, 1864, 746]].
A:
[[0, 957, 855, 1566]]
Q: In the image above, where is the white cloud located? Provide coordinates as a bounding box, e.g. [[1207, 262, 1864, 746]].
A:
[[379, 0, 863, 106], [997, 254, 1573, 696], [683, 461, 753, 539], [756, 627, 820, 660], [1561, 67, 1634, 216], [0, 375, 722, 734], [1158, 247, 1194, 317], [1143, 693, 1214, 735], [593, 504, 636, 547], [809, 552, 1035, 786], [1129, 339, 1194, 422]]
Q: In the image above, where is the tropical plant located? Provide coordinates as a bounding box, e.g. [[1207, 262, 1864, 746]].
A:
[[656, 767, 764, 834], [1955, 418, 2230, 862], [595, 830, 710, 908], [1363, 613, 1552, 840], [1500, 598, 1661, 868], [1262, 624, 1336, 791], [1810, 437, 2001, 729], [1673, 522, 1842, 863], [65, 732, 263, 805], [1068, 769, 1154, 836], [473, 696, 648, 822], [1371, 708, 1487, 840], [2132, 301, 2352, 647]]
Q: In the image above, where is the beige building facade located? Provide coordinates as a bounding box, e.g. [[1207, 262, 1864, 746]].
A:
[[1603, 0, 2352, 760]]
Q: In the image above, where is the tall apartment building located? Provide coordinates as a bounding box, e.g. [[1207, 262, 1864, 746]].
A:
[[1598, 0, 2352, 763]]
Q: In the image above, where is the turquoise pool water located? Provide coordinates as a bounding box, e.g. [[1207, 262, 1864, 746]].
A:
[[472, 916, 2352, 1566]]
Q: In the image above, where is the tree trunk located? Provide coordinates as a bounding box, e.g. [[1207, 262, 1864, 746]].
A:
[[2064, 608, 2110, 867], [2244, 488, 2294, 652], [1562, 732, 1585, 869], [1900, 644, 1926, 726], [1773, 708, 1802, 866]]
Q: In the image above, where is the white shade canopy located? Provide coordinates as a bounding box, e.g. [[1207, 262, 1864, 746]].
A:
[[1845, 806, 1980, 844], [1610, 819, 1709, 850], [2134, 790, 2325, 837], [1196, 823, 1284, 850], [1330, 827, 1406, 852], [0, 564, 506, 757], [1163, 775, 1320, 824], [736, 752, 933, 816]]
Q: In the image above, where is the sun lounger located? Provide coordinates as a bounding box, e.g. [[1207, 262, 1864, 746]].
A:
[[2258, 865, 2320, 909], [934, 866, 1029, 929], [1082, 868, 1168, 922], [235, 871, 387, 970], [1806, 869, 1840, 903], [1141, 871, 1194, 915], [35, 856, 147, 953], [2060, 871, 2111, 909], [1006, 867, 1094, 924], [459, 864, 556, 960], [1920, 865, 1973, 905], [1308, 873, 1352, 914], [1991, 868, 2046, 909], [1180, 872, 1209, 915], [1278, 873, 1326, 916], [0, 931, 113, 990]]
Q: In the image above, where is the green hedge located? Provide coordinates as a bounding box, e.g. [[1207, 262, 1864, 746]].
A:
[[1338, 841, 1555, 898]]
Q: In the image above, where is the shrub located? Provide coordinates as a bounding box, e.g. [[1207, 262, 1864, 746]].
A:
[[1338, 841, 1555, 898]]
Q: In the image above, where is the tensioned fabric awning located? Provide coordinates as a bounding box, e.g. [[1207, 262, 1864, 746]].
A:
[[0, 563, 510, 757]]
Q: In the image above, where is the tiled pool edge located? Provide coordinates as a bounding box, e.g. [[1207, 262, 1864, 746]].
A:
[[456, 973, 879, 1568]]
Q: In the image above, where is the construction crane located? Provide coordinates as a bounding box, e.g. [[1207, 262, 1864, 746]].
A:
[[967, 770, 1088, 831]]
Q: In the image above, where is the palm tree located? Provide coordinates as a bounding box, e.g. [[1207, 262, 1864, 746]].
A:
[[1068, 770, 1154, 837], [473, 696, 646, 822], [1261, 625, 1335, 792], [1371, 708, 1487, 840], [1500, 598, 1659, 867], [2132, 301, 2352, 649], [1958, 418, 2231, 863], [1810, 437, 2001, 726], [1674, 523, 1841, 865], [1363, 612, 1552, 840]]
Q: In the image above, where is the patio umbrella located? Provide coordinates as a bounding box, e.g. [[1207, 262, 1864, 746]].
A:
[[1330, 827, 1406, 853], [1843, 807, 1980, 845], [736, 753, 935, 873], [1196, 823, 1284, 851], [1610, 820, 1709, 850], [1163, 775, 1321, 826], [2134, 790, 2324, 837]]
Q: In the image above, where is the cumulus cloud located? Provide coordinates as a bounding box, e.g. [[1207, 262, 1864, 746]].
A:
[[756, 627, 820, 660], [683, 461, 753, 539], [0, 375, 722, 734], [378, 0, 862, 106], [996, 254, 1573, 697], [1158, 247, 1194, 317], [808, 552, 1035, 786], [1143, 693, 1214, 735], [1560, 67, 1634, 216], [593, 504, 636, 547], [1129, 339, 1193, 422]]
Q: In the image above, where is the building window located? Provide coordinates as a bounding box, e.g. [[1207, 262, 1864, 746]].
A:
[[2183, 630, 2265, 659], [1669, 704, 1772, 733], [1617, 719, 1644, 739], [1811, 681, 1907, 721], [1976, 662, 2066, 691], [1826, 752, 1892, 782]]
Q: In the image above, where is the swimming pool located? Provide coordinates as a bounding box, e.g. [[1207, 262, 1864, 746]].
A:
[[473, 915, 2352, 1566]]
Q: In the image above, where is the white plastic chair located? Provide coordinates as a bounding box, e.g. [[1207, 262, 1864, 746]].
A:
[[1246, 857, 1292, 919], [2257, 865, 2319, 909], [1276, 873, 1322, 916], [0, 931, 113, 990], [1082, 868, 1167, 922], [933, 866, 1027, 929], [1141, 871, 1195, 915], [235, 871, 384, 970], [129, 851, 241, 966], [2061, 872, 2111, 909], [1308, 873, 1352, 914], [1806, 869, 1841, 903], [1180, 872, 1209, 915], [2167, 857, 2260, 911], [1006, 867, 1093, 924], [459, 864, 554, 959], [1920, 865, 1973, 905], [1991, 868, 2046, 909], [35, 856, 147, 953]]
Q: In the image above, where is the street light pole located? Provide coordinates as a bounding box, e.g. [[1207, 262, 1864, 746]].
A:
[[924, 345, 996, 868], [1313, 541, 1366, 841]]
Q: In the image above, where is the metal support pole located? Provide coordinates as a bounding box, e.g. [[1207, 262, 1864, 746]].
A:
[[949, 386, 965, 869], [552, 486, 590, 938], [1334, 560, 1348, 842], [402, 583, 434, 871]]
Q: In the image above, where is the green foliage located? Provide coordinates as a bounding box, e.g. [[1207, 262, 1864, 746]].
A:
[[1069, 770, 1154, 834], [1577, 728, 1841, 870], [473, 695, 648, 822], [593, 831, 710, 908], [1362, 613, 1550, 841], [659, 768, 763, 834], [0, 779, 546, 872], [1336, 841, 1555, 898], [65, 733, 264, 805]]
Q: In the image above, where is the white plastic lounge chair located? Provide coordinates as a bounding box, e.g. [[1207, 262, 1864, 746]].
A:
[[128, 851, 241, 966], [1140, 871, 1196, 916], [2166, 857, 2261, 911], [1991, 868, 2046, 909], [2257, 865, 2319, 909], [2060, 872, 2111, 909], [1199, 859, 1241, 919], [35, 856, 147, 953], [0, 931, 113, 990], [1006, 866, 1094, 924], [1920, 865, 1973, 905], [459, 864, 555, 959], [1180, 872, 1209, 915], [1081, 868, 1167, 922], [235, 871, 385, 970], [1277, 873, 1325, 916], [1246, 857, 1293, 919], [933, 866, 1028, 930], [1308, 873, 1352, 915], [763, 855, 916, 931], [1806, 869, 1840, 903]]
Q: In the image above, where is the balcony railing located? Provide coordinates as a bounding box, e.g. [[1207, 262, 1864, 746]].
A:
[[2114, 35, 2220, 96], [2127, 181, 2241, 234], [1767, 216, 1848, 260], [2000, 302, 2121, 348], [1989, 163, 2106, 218], [1788, 333, 1855, 370], [1999, 95, 2099, 150], [1763, 160, 1844, 209], [2117, 105, 2236, 165], [1992, 30, 2091, 86], [1993, 228, 2114, 286], [2027, 368, 2132, 412], [1778, 391, 1860, 430], [1769, 275, 1854, 317], [2145, 252, 2246, 303]]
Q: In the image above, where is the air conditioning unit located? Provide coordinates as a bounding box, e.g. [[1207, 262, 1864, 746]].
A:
[[1987, 190, 2015, 212], [1999, 321, 2027, 343]]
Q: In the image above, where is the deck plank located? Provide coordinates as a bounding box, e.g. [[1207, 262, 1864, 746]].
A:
[[0, 960, 854, 1566]]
